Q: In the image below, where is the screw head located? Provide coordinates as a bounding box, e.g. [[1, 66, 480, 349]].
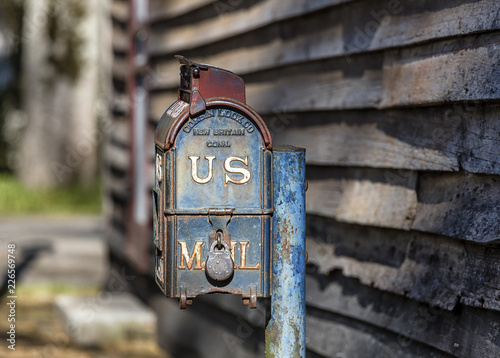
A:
[[192, 68, 200, 78]]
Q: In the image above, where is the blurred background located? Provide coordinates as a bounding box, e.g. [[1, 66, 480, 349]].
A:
[[1, 0, 499, 357], [0, 1, 166, 357], [0, 0, 103, 203]]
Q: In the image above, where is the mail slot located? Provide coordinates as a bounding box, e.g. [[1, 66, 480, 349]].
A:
[[153, 56, 273, 308]]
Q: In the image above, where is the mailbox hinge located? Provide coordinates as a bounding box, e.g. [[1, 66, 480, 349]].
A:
[[207, 208, 233, 216]]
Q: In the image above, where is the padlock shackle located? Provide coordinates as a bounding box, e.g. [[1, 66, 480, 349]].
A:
[[209, 239, 229, 252]]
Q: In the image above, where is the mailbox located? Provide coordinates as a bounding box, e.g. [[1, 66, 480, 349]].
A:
[[153, 56, 272, 308]]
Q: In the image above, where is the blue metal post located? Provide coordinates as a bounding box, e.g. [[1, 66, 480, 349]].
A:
[[266, 146, 306, 358]]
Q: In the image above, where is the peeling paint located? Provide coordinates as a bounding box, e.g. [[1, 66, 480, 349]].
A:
[[266, 146, 306, 357]]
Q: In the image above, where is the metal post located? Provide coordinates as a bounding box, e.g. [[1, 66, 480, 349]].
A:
[[266, 145, 306, 358]]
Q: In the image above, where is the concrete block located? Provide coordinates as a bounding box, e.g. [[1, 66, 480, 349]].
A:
[[0, 216, 109, 286], [55, 292, 156, 346]]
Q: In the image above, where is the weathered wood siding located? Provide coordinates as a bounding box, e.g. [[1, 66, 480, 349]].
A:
[[105, 0, 500, 357], [103, 0, 130, 261]]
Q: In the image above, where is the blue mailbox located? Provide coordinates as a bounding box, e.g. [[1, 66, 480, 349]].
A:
[[153, 57, 273, 308]]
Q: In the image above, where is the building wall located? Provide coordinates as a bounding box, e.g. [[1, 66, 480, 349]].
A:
[[104, 0, 129, 264], [105, 0, 500, 357]]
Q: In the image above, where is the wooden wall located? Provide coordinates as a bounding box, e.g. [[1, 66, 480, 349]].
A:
[[105, 0, 500, 357], [104, 0, 130, 260]]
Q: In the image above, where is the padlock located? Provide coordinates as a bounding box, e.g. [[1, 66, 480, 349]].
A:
[[205, 240, 234, 281]]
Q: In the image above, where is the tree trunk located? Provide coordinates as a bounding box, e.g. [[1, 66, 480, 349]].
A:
[[17, 0, 107, 188]]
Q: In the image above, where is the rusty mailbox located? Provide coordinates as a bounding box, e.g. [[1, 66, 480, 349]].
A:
[[153, 56, 272, 308]]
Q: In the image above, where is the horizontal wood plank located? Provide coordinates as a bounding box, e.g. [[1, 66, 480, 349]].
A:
[[461, 104, 500, 174], [103, 138, 129, 171], [108, 116, 130, 146], [110, 0, 129, 23], [306, 271, 500, 357], [307, 167, 500, 242], [149, 0, 356, 55], [306, 308, 454, 358], [381, 32, 500, 107], [271, 109, 459, 172], [150, 0, 500, 88], [149, 32, 499, 116], [270, 103, 500, 174], [112, 23, 128, 53], [111, 92, 130, 115], [102, 194, 127, 231], [104, 226, 127, 259], [150, 0, 216, 22], [368, 0, 499, 50], [112, 55, 127, 82], [413, 172, 500, 243], [247, 32, 500, 112], [245, 61, 383, 113], [306, 215, 500, 311], [306, 167, 418, 230]]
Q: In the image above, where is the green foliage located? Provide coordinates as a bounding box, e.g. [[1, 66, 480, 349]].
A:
[[0, 173, 101, 215]]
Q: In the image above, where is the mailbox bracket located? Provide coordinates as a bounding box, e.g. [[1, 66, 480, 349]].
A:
[[208, 208, 233, 249], [179, 287, 192, 309]]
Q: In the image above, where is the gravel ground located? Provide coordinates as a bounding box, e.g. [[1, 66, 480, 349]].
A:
[[0, 216, 171, 358]]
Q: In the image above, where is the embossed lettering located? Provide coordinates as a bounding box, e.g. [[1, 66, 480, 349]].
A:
[[206, 140, 231, 147], [193, 128, 210, 135], [178, 241, 205, 270], [224, 156, 250, 185], [182, 109, 256, 133], [178, 241, 261, 270], [213, 128, 245, 136], [155, 154, 162, 182], [183, 109, 215, 132], [239, 242, 260, 269], [231, 241, 238, 264], [189, 156, 215, 184]]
